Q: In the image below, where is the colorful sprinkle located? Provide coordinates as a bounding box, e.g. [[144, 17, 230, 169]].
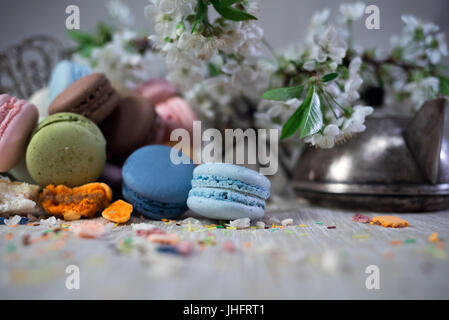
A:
[[352, 234, 370, 239], [352, 213, 372, 224], [223, 241, 235, 253], [428, 232, 439, 243], [18, 217, 29, 225]]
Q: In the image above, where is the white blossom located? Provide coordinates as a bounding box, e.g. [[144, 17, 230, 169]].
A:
[[403, 77, 440, 111], [86, 29, 167, 90], [425, 33, 448, 65], [305, 124, 340, 149], [312, 27, 347, 67], [107, 0, 135, 27], [338, 106, 373, 139], [338, 2, 366, 23]]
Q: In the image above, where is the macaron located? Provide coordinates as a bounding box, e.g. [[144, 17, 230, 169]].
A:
[[49, 73, 119, 124], [100, 94, 158, 160], [0, 94, 38, 172], [135, 79, 178, 105], [48, 60, 92, 102], [122, 145, 196, 220], [26, 113, 106, 187], [187, 163, 271, 220], [29, 87, 51, 121], [99, 163, 123, 197], [155, 97, 197, 143]]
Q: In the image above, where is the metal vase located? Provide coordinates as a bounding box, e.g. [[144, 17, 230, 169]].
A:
[[292, 99, 449, 212]]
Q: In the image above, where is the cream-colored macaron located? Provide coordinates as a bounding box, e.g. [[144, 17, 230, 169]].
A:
[[29, 87, 50, 122]]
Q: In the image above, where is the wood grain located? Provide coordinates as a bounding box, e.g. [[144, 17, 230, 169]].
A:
[[1, 200, 448, 299]]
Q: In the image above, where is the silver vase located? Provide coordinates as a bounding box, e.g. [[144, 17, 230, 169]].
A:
[[292, 98, 449, 212]]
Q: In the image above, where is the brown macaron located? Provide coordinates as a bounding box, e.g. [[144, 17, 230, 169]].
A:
[[49, 73, 120, 124], [100, 94, 159, 159]]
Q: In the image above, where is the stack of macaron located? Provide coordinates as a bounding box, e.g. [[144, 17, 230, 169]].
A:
[[1, 59, 271, 222], [3, 60, 197, 190]]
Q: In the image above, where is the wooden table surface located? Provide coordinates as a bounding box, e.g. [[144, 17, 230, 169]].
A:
[[1, 198, 448, 300]]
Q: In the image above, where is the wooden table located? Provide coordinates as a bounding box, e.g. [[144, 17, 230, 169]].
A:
[[1, 199, 448, 299]]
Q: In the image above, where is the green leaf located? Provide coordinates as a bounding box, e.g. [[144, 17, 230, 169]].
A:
[[439, 75, 449, 97], [281, 84, 323, 140], [219, 0, 242, 5], [262, 85, 304, 101], [78, 45, 96, 58], [192, 0, 208, 32], [208, 63, 221, 77], [96, 22, 113, 45], [67, 30, 96, 45], [322, 73, 339, 83], [211, 0, 257, 21], [297, 85, 323, 139], [280, 106, 303, 140]]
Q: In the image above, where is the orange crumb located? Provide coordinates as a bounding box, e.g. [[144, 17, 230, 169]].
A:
[[389, 240, 402, 246], [102, 200, 133, 224], [40, 183, 113, 221], [370, 216, 409, 228], [243, 242, 251, 249], [428, 232, 439, 243]]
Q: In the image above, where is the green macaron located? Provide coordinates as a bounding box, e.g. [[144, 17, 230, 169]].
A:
[[26, 112, 106, 187]]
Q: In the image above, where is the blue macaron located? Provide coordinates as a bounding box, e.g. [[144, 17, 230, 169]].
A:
[[187, 163, 271, 220], [48, 61, 92, 102], [122, 145, 196, 220]]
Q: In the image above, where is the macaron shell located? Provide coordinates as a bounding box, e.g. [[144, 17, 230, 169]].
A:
[[26, 113, 106, 187], [122, 183, 188, 220], [49, 73, 119, 124], [193, 163, 271, 193], [49, 61, 92, 101], [187, 196, 264, 220], [135, 79, 178, 105], [29, 87, 51, 119], [156, 97, 196, 135], [0, 95, 38, 172], [101, 94, 157, 159], [9, 156, 37, 184], [122, 145, 195, 204]]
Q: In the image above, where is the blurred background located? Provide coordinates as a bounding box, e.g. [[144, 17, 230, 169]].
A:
[[1, 0, 448, 58]]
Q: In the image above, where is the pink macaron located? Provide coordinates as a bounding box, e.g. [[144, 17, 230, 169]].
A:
[[0, 94, 39, 172], [135, 79, 178, 106], [155, 97, 197, 144]]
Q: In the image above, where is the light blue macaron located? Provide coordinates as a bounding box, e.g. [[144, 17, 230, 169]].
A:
[[187, 163, 271, 220], [48, 61, 92, 102], [122, 145, 196, 220]]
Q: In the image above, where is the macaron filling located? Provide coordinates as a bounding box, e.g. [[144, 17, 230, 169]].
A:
[[191, 175, 270, 199], [188, 187, 266, 210]]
